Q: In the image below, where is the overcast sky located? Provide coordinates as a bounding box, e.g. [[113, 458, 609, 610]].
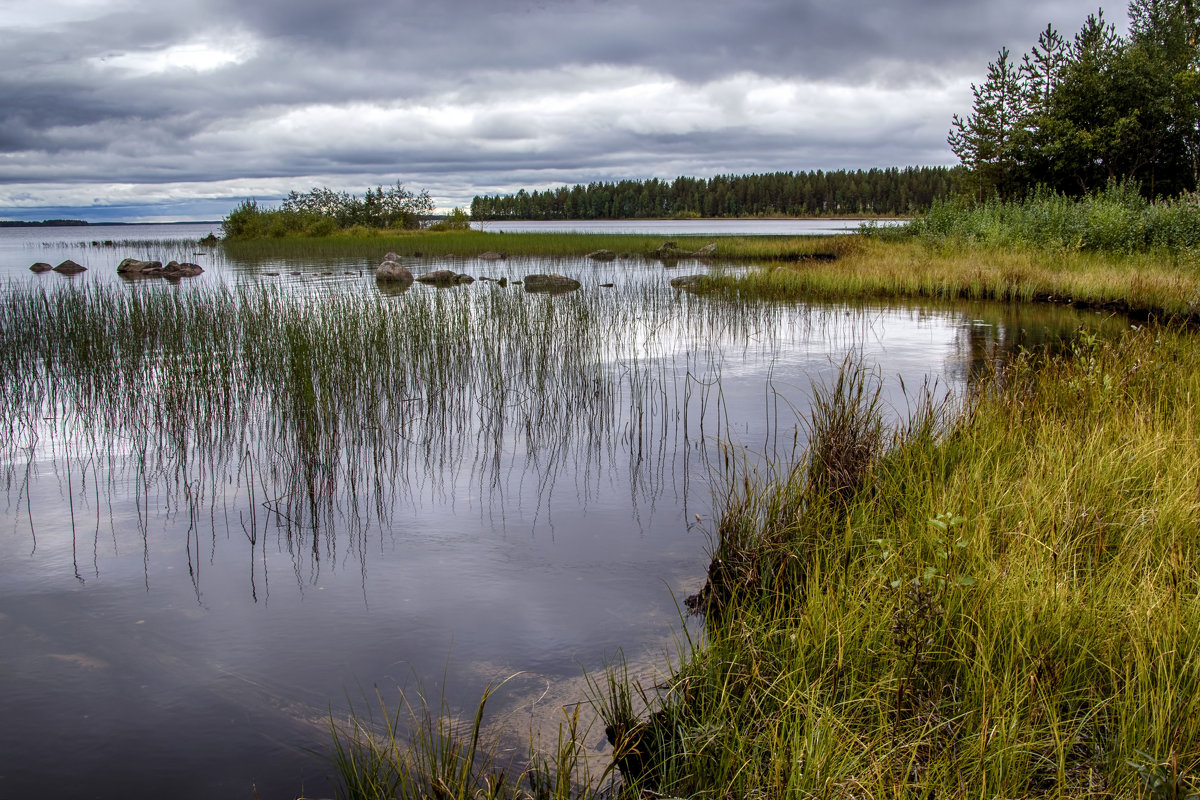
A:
[[0, 0, 1125, 222]]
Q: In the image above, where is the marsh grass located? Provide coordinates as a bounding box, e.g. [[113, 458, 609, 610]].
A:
[[710, 235, 1200, 319]]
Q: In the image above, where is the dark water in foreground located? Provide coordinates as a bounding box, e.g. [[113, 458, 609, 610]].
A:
[[0, 226, 1110, 799]]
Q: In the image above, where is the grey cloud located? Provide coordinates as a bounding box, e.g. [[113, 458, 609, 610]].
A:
[[0, 0, 1125, 219]]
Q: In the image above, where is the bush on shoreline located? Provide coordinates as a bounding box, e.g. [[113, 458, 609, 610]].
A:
[[884, 182, 1200, 254], [221, 183, 434, 239]]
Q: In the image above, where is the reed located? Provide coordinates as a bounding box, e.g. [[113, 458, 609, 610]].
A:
[[0, 276, 818, 574]]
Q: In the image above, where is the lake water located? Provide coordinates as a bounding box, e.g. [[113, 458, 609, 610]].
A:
[[0, 223, 1104, 799]]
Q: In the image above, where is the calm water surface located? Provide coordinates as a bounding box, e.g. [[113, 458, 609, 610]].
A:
[[0, 224, 1103, 799]]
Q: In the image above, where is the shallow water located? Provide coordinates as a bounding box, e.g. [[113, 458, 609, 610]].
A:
[[0, 227, 1110, 799]]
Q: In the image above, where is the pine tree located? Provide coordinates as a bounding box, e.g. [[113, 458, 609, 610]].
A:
[[948, 47, 1028, 198]]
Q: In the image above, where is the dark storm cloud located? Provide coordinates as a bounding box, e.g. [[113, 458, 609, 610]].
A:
[[0, 0, 1124, 219]]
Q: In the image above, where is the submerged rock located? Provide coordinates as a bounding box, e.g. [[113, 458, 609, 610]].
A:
[[653, 240, 694, 260], [523, 273, 581, 294], [376, 260, 414, 283], [162, 261, 203, 277], [117, 258, 163, 275], [586, 249, 617, 261], [669, 274, 713, 292], [416, 269, 474, 285], [53, 259, 86, 274], [29, 262, 52, 273]]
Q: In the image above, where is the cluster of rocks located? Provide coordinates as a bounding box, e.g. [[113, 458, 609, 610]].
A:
[[375, 253, 581, 294], [116, 258, 204, 278], [31, 257, 206, 279], [29, 260, 86, 275]]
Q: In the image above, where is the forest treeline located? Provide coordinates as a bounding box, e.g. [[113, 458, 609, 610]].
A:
[[469, 167, 963, 220]]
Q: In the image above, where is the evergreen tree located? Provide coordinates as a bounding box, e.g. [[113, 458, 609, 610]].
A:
[[948, 48, 1027, 198]]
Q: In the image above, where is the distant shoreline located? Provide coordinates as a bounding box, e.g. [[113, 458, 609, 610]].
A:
[[0, 220, 222, 228]]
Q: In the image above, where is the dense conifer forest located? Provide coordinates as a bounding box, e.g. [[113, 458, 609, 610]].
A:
[[469, 167, 963, 220]]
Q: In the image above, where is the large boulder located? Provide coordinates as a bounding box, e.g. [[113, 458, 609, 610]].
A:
[[29, 262, 52, 273], [586, 249, 617, 261], [376, 260, 414, 283], [53, 259, 86, 274], [117, 258, 163, 275], [523, 273, 581, 294]]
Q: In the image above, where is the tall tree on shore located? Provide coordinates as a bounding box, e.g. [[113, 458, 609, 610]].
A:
[[950, 3, 1200, 198], [948, 48, 1027, 199]]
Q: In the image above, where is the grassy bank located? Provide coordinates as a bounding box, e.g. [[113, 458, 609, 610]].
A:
[[703, 236, 1200, 320], [218, 229, 846, 263], [606, 325, 1200, 797]]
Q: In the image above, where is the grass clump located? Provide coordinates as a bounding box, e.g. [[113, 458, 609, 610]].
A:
[[598, 325, 1200, 797], [329, 681, 613, 800]]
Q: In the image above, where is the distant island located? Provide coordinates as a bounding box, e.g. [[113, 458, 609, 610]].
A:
[[0, 219, 89, 227]]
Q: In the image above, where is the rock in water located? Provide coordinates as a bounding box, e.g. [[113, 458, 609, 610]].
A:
[[653, 241, 694, 260], [478, 251, 505, 261], [162, 261, 204, 277], [29, 262, 52, 273], [116, 258, 163, 274], [417, 269, 475, 286], [376, 260, 414, 283], [669, 274, 712, 291], [586, 249, 617, 261], [523, 273, 581, 293], [53, 259, 86, 274]]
